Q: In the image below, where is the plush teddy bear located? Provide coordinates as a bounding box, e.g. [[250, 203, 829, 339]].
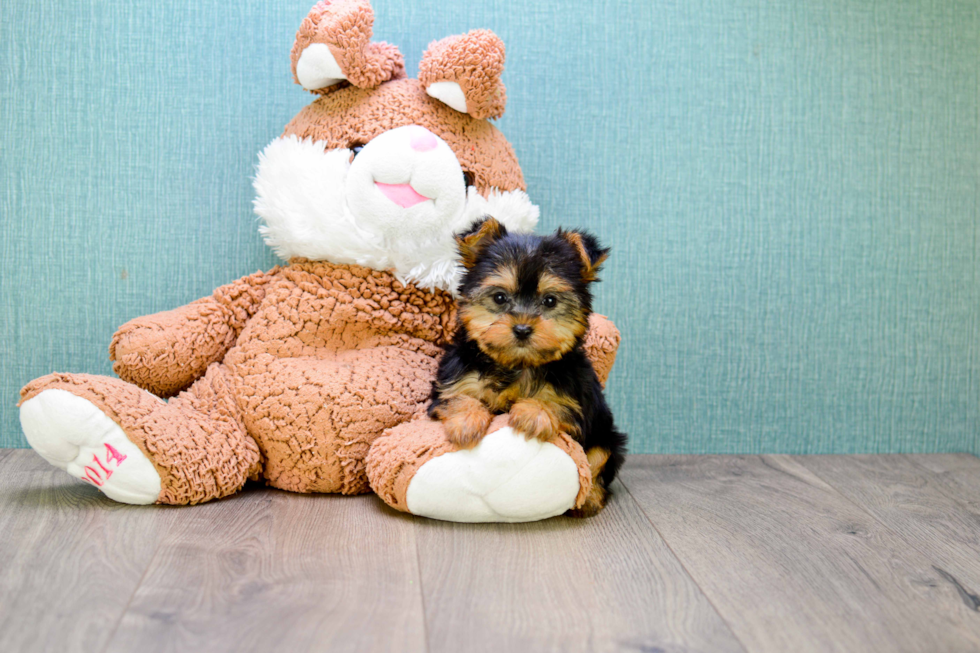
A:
[[18, 0, 621, 522]]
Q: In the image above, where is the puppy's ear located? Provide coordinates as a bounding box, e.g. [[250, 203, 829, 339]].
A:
[[559, 229, 610, 282], [456, 216, 506, 268]]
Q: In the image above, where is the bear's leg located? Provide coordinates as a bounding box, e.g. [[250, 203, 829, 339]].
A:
[[366, 415, 593, 523], [19, 365, 261, 505]]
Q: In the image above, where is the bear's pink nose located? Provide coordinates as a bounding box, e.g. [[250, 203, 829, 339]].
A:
[[409, 127, 438, 152]]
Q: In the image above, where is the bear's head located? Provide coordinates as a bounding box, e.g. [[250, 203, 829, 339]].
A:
[[254, 0, 538, 293]]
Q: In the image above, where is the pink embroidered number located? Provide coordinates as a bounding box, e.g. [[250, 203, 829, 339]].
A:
[[80, 443, 129, 487], [104, 443, 127, 466]]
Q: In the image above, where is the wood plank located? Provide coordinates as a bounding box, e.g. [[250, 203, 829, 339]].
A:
[[415, 480, 746, 653], [905, 454, 980, 515], [0, 463, 176, 653], [104, 487, 426, 653], [622, 455, 980, 653], [798, 455, 980, 600], [912, 453, 980, 474], [0, 448, 53, 473]]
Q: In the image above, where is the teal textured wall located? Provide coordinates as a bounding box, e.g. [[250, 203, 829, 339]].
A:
[[2, 0, 978, 453]]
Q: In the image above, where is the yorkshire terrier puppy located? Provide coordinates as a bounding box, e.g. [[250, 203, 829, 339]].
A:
[[428, 216, 628, 516]]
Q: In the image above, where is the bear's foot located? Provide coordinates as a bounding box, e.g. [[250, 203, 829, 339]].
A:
[[20, 389, 161, 504], [406, 427, 582, 522], [20, 369, 261, 506], [367, 415, 593, 523]]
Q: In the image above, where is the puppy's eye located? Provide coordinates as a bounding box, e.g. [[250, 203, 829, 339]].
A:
[[493, 292, 509, 305], [349, 143, 365, 162], [542, 295, 558, 309], [463, 171, 475, 188]]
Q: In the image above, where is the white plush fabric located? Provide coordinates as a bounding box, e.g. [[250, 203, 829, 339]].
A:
[[344, 125, 469, 248], [20, 390, 162, 505], [295, 43, 346, 90], [253, 128, 539, 293], [405, 427, 581, 523], [425, 81, 468, 114]]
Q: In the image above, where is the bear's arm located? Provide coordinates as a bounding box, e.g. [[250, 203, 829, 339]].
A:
[[109, 268, 280, 397], [583, 314, 621, 387]]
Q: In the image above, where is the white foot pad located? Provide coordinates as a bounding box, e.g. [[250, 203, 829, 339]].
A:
[[20, 389, 162, 505], [405, 427, 580, 523]]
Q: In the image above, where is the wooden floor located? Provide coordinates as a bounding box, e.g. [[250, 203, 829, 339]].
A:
[[3, 451, 980, 652]]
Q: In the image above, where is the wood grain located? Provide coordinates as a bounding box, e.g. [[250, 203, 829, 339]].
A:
[[798, 455, 980, 599], [912, 453, 980, 474], [7, 450, 980, 653], [622, 455, 980, 653], [414, 480, 746, 653], [103, 487, 426, 653], [905, 454, 980, 515], [0, 447, 52, 472], [0, 451, 175, 653]]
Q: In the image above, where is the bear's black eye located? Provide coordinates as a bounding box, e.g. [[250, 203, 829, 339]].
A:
[[349, 144, 365, 164], [493, 292, 509, 305], [463, 171, 475, 188], [542, 295, 557, 309]]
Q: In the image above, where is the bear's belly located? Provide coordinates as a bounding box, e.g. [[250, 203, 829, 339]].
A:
[[227, 344, 441, 494], [215, 260, 453, 493]]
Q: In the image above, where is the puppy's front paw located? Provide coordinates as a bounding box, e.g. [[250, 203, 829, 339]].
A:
[[509, 400, 561, 442], [441, 398, 493, 449]]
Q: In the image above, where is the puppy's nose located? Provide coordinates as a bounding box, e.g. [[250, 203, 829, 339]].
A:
[[512, 324, 534, 340]]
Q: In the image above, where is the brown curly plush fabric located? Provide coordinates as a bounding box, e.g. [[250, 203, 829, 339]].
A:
[[365, 414, 458, 512], [290, 0, 405, 92], [419, 30, 507, 120], [19, 370, 262, 505], [366, 414, 594, 514], [21, 258, 619, 505], [109, 269, 277, 398], [23, 261, 454, 502], [20, 2, 623, 513], [284, 78, 525, 196], [583, 313, 622, 388], [223, 260, 455, 494]]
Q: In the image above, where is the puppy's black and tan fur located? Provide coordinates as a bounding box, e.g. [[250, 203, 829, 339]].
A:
[[429, 217, 627, 517]]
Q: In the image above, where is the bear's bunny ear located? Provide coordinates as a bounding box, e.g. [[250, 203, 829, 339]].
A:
[[291, 0, 405, 93], [419, 30, 507, 120]]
